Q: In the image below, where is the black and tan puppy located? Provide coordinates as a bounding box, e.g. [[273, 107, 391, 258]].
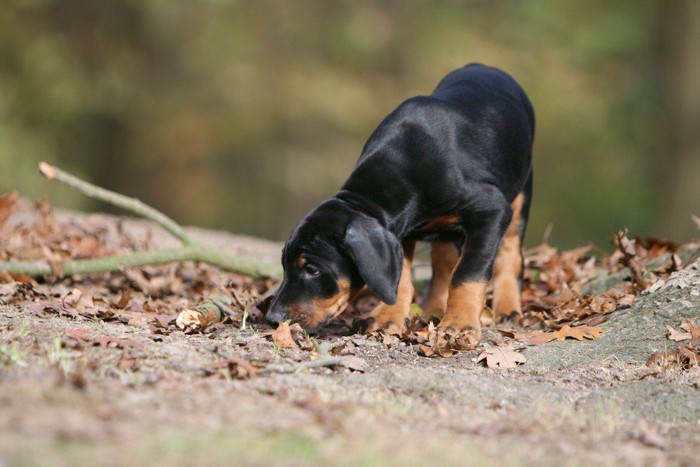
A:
[[266, 63, 534, 347]]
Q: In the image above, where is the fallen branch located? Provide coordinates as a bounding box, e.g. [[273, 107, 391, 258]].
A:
[[176, 295, 237, 332], [206, 345, 367, 377], [0, 163, 282, 279]]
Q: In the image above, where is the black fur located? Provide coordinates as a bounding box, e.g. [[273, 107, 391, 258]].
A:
[[266, 63, 534, 330]]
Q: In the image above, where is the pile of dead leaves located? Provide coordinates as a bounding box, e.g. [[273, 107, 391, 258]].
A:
[[647, 319, 700, 370], [2, 194, 700, 374], [358, 231, 699, 366], [1, 192, 151, 267], [0, 195, 273, 338]]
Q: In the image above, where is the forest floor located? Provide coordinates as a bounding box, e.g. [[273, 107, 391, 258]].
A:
[[1, 198, 699, 467]]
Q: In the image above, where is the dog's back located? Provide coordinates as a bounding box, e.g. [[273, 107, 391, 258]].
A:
[[432, 63, 535, 139], [342, 63, 533, 232], [432, 63, 535, 131]]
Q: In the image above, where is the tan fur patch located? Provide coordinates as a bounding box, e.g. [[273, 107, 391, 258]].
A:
[[424, 214, 460, 230], [364, 240, 416, 334], [439, 281, 488, 333], [296, 255, 307, 268], [492, 193, 524, 318], [289, 279, 355, 330], [422, 241, 461, 318]]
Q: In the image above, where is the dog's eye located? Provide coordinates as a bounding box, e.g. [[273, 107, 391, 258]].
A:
[[303, 264, 320, 276]]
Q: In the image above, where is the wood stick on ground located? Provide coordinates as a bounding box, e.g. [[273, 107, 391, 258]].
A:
[[209, 346, 367, 375], [176, 296, 238, 332], [0, 163, 282, 279], [39, 162, 193, 245], [256, 356, 367, 374]]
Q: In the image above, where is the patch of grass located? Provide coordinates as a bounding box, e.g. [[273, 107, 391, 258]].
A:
[[45, 337, 73, 374], [0, 344, 27, 367], [5, 428, 512, 467], [7, 431, 322, 467], [270, 343, 282, 355]]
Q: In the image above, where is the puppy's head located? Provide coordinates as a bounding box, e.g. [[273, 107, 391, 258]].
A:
[[266, 200, 403, 332]]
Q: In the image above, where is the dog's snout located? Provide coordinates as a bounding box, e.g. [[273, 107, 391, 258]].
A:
[[265, 297, 288, 325], [265, 310, 286, 325]]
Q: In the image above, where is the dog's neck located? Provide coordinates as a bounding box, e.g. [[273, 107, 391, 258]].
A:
[[334, 190, 393, 231]]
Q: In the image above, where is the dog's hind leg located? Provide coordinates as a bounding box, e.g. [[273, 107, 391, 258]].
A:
[[422, 241, 461, 319], [492, 173, 532, 321]]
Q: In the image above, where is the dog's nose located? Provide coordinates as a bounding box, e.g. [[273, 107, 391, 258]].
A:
[[265, 299, 288, 325]]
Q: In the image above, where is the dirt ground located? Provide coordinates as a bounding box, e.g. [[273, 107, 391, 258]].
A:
[[1, 207, 700, 466]]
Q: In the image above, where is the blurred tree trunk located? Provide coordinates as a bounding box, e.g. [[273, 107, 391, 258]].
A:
[[660, 0, 700, 240]]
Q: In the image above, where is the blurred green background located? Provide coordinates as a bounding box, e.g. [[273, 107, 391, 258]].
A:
[[1, 0, 699, 250]]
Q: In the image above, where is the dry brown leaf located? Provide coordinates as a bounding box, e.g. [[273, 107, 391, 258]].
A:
[[497, 330, 544, 342], [646, 351, 675, 368], [614, 231, 649, 293], [648, 341, 700, 370], [288, 322, 314, 351], [206, 356, 258, 379], [554, 324, 603, 341], [515, 324, 603, 345], [678, 344, 700, 366], [63, 288, 84, 308], [114, 289, 132, 309], [149, 317, 174, 335], [617, 294, 635, 308], [683, 319, 700, 343], [415, 322, 478, 357], [476, 343, 527, 368], [666, 324, 691, 342], [0, 191, 19, 227], [329, 341, 356, 356], [272, 322, 299, 350]]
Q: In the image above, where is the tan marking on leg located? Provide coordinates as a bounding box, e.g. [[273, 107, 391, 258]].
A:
[[438, 281, 488, 347], [422, 241, 461, 319], [363, 240, 416, 335], [291, 279, 356, 330], [424, 214, 460, 230], [492, 193, 524, 320]]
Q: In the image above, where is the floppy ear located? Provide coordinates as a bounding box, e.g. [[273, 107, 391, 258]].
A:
[[343, 216, 403, 304]]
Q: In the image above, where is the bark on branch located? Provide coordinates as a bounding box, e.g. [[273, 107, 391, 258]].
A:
[[0, 163, 282, 279]]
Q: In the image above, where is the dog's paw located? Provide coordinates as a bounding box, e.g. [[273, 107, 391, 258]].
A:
[[495, 309, 521, 324], [415, 322, 480, 357], [443, 325, 481, 350], [435, 320, 482, 350], [354, 305, 409, 336]]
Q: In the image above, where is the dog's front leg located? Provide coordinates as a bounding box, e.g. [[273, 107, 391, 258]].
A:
[[439, 204, 512, 348], [359, 239, 416, 335]]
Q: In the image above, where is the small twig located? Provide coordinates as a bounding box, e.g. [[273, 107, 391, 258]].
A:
[[39, 162, 194, 246], [240, 305, 249, 330], [206, 345, 367, 376], [257, 357, 354, 374]]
